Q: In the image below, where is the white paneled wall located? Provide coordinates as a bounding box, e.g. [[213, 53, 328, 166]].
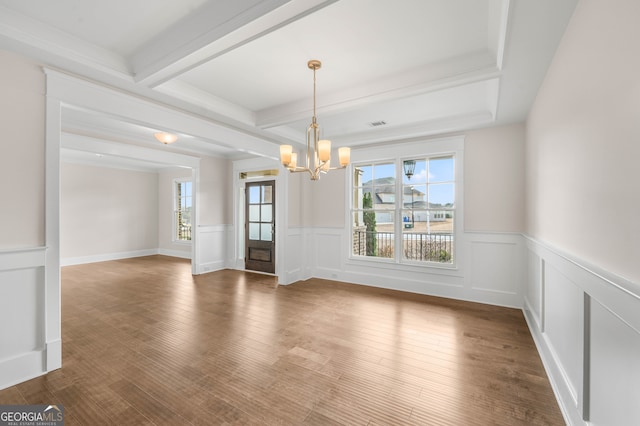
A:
[[524, 236, 640, 426], [0, 248, 48, 389], [195, 225, 230, 274], [283, 228, 525, 308], [465, 233, 525, 306], [589, 300, 640, 425], [282, 227, 309, 284]]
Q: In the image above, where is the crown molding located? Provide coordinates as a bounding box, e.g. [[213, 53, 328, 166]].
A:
[[256, 51, 500, 129], [330, 111, 494, 147], [0, 5, 130, 77]]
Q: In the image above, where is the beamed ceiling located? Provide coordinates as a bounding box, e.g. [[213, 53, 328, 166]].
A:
[[0, 0, 578, 169]]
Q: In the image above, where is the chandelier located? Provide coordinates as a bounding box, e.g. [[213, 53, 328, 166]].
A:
[[279, 60, 350, 180]]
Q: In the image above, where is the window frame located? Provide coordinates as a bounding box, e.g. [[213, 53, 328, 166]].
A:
[[346, 137, 464, 271], [173, 177, 192, 244]]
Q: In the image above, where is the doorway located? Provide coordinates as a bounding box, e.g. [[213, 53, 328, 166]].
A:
[[244, 180, 276, 273]]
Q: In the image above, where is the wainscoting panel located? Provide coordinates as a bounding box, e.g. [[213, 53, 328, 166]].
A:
[[543, 262, 582, 405], [526, 250, 543, 329], [313, 231, 343, 279], [465, 232, 525, 307], [196, 225, 229, 274], [523, 236, 640, 426], [589, 298, 640, 425], [304, 229, 523, 308], [281, 228, 307, 284], [0, 247, 47, 390]]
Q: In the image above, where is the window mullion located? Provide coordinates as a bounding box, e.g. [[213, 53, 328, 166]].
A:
[[394, 157, 402, 264]]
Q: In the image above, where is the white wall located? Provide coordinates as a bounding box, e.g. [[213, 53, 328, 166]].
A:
[[524, 1, 640, 425], [61, 163, 159, 263], [0, 50, 53, 389]]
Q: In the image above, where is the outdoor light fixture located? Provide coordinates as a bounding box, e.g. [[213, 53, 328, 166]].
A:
[[154, 132, 178, 144], [280, 60, 350, 180], [403, 159, 416, 180]]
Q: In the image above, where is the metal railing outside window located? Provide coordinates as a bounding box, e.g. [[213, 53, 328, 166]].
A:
[[353, 230, 453, 263]]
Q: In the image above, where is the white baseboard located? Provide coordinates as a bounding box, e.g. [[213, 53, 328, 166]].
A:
[[61, 249, 159, 266], [46, 339, 62, 371], [196, 260, 226, 274], [0, 350, 46, 391], [157, 248, 191, 259]]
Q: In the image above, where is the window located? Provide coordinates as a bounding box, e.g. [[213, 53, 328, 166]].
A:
[[174, 179, 192, 242], [352, 155, 456, 265]]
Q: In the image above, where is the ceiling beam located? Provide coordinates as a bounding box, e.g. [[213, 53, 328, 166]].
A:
[[46, 68, 282, 160], [0, 5, 130, 78], [132, 0, 339, 87]]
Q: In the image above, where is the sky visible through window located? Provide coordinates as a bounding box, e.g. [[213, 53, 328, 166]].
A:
[[179, 181, 193, 209], [359, 157, 454, 206]]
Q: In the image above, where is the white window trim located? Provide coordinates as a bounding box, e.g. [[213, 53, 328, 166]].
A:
[[346, 136, 464, 271], [173, 177, 192, 244]]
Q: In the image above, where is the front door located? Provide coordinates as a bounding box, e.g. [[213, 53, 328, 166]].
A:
[[245, 180, 275, 273]]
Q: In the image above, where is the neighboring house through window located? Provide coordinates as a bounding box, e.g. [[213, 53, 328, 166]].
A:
[[174, 179, 192, 242]]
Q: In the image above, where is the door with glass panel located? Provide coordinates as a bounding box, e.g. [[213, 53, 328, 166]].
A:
[[245, 181, 275, 273]]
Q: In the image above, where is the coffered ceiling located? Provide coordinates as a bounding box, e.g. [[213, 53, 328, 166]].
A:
[[0, 0, 578, 165]]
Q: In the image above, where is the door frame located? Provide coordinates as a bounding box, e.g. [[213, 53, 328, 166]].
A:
[[232, 157, 289, 283], [244, 180, 276, 273]]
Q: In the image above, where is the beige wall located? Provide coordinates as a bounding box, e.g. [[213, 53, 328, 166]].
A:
[[199, 156, 231, 225], [61, 163, 159, 258], [309, 168, 347, 228], [0, 50, 45, 248], [526, 0, 640, 282], [464, 123, 526, 232], [287, 172, 304, 227]]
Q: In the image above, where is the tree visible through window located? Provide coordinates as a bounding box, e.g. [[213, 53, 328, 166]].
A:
[[352, 156, 455, 264], [175, 180, 192, 241]]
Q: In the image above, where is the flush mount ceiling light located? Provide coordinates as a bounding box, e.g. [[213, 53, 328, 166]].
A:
[[280, 60, 350, 181], [154, 132, 177, 144]]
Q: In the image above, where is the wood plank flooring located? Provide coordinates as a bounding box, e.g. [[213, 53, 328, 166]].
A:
[[0, 255, 565, 425]]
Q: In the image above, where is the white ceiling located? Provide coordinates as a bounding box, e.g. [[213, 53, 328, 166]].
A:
[[0, 0, 578, 167]]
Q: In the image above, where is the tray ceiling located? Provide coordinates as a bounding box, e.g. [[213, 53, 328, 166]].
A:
[[0, 0, 578, 163]]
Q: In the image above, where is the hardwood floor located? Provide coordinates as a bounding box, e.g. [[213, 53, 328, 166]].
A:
[[0, 255, 564, 425]]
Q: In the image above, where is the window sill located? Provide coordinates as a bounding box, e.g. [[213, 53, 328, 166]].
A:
[[346, 255, 462, 277], [171, 240, 192, 245]]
